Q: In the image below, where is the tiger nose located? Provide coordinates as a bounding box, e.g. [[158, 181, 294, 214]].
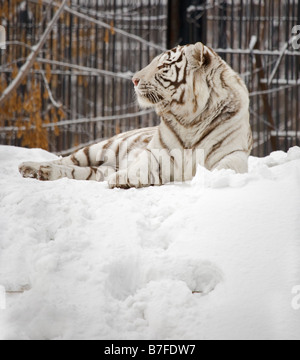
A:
[[132, 78, 140, 87]]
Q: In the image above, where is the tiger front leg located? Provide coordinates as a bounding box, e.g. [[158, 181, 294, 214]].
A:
[[19, 162, 100, 181], [19, 162, 81, 181], [108, 150, 165, 189]]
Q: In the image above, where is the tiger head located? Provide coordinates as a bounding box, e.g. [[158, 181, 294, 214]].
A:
[[132, 42, 219, 116]]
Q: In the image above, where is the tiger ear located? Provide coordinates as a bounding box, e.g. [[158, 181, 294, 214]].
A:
[[186, 42, 205, 68]]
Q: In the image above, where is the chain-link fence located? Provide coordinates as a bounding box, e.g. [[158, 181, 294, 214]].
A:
[[0, 0, 167, 154], [170, 0, 300, 157], [0, 0, 299, 157]]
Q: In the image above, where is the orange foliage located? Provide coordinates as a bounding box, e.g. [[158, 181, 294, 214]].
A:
[[0, 64, 63, 150], [0, 0, 118, 151], [0, 1, 67, 151]]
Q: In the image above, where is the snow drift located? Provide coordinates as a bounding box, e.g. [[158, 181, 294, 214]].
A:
[[0, 145, 300, 340]]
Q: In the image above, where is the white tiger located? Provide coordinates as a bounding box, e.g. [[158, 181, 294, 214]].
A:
[[19, 42, 253, 189]]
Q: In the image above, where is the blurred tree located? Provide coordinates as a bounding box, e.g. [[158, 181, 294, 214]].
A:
[[0, 0, 66, 150]]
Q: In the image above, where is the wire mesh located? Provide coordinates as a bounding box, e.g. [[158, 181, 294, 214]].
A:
[[184, 0, 300, 156], [0, 0, 168, 154]]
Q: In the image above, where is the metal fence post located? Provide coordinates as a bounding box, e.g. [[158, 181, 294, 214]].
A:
[[167, 0, 207, 48]]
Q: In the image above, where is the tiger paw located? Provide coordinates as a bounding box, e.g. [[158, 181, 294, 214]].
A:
[[37, 165, 54, 181], [108, 170, 143, 189], [108, 170, 131, 189], [19, 162, 61, 181], [19, 162, 40, 179]]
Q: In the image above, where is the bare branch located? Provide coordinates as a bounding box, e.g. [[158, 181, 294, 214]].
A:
[[29, 0, 166, 52], [213, 47, 300, 57], [249, 82, 300, 97], [40, 70, 62, 109], [268, 35, 296, 86], [36, 58, 133, 81], [0, 109, 156, 133], [5, 41, 33, 51], [44, 109, 156, 128], [0, 0, 68, 107]]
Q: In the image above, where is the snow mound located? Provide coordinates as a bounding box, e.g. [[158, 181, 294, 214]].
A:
[[0, 145, 300, 340]]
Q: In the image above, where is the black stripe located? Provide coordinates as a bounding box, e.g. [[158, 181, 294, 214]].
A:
[[202, 51, 212, 68], [172, 88, 186, 107], [162, 117, 185, 149], [220, 70, 228, 89], [158, 129, 170, 151], [127, 134, 148, 154], [71, 155, 80, 166], [205, 127, 242, 162], [193, 96, 241, 145], [103, 138, 114, 150], [97, 159, 105, 167], [115, 143, 121, 170], [145, 148, 161, 186], [192, 116, 225, 149], [158, 160, 163, 185], [155, 74, 166, 88], [172, 59, 188, 89], [84, 147, 91, 167], [86, 168, 94, 180]]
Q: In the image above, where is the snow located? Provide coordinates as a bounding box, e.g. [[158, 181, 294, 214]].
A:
[[0, 145, 300, 340]]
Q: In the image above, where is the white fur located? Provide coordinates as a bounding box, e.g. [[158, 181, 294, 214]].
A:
[[19, 43, 253, 189]]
